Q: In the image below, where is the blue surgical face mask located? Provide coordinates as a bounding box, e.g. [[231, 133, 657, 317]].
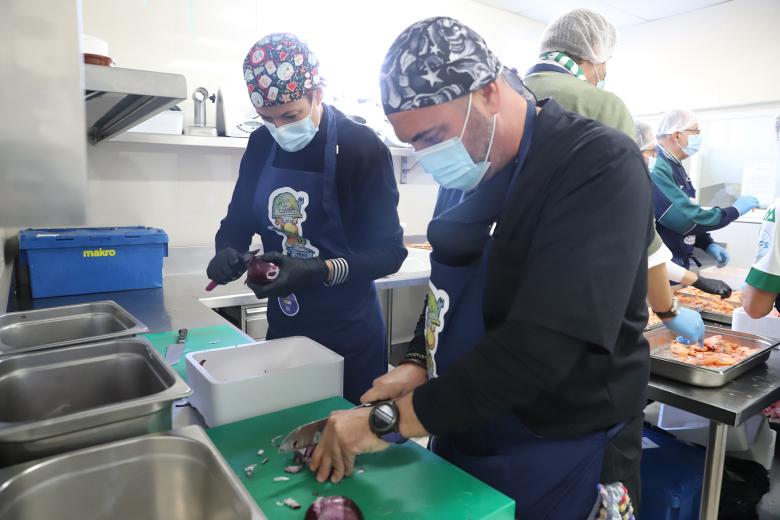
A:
[[593, 62, 606, 90], [415, 93, 497, 191], [682, 133, 702, 156], [265, 101, 319, 152]]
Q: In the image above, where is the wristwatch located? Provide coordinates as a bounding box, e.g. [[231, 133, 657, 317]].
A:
[[653, 296, 680, 319], [368, 401, 408, 444]]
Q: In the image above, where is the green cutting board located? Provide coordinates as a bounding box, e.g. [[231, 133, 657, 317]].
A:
[[144, 324, 251, 381], [207, 397, 515, 519]]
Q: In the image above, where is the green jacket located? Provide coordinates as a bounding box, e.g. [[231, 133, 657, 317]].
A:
[[524, 72, 635, 138]]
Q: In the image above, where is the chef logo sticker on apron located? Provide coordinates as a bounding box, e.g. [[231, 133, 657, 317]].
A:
[[424, 282, 449, 378], [267, 187, 319, 317], [684, 235, 696, 245], [267, 187, 320, 259]]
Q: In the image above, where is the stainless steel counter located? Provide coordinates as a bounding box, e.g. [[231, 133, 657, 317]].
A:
[[24, 246, 431, 335], [647, 350, 780, 427], [648, 348, 780, 519]]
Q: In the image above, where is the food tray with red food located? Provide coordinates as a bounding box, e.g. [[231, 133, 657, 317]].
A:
[[675, 288, 741, 326], [645, 326, 778, 387], [763, 401, 780, 425], [677, 286, 742, 305], [645, 308, 664, 331]]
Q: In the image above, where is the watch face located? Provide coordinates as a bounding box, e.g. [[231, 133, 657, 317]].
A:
[[371, 403, 395, 433]]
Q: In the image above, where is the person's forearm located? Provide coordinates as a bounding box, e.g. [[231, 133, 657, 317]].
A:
[[647, 263, 674, 312], [397, 392, 429, 438], [743, 285, 777, 319], [342, 242, 407, 283], [664, 260, 695, 284], [679, 268, 698, 286], [405, 299, 428, 357]]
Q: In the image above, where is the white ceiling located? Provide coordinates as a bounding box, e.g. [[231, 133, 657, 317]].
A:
[[475, 0, 733, 27]]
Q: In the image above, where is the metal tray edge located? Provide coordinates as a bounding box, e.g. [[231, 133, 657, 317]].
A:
[[0, 301, 149, 356]]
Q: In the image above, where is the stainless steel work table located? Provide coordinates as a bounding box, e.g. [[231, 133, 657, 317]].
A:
[[18, 246, 431, 350], [647, 348, 780, 519]]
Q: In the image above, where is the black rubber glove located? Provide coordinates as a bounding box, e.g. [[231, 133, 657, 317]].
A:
[[692, 276, 733, 299], [246, 251, 329, 299], [206, 248, 248, 284]]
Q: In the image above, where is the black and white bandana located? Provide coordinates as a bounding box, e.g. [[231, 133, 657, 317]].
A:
[[380, 17, 503, 114]]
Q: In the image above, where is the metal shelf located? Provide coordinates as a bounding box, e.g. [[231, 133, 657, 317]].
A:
[[85, 65, 187, 144], [109, 133, 248, 149], [109, 133, 416, 157]]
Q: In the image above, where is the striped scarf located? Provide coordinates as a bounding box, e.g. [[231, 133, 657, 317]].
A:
[[539, 51, 587, 81], [658, 144, 682, 166]]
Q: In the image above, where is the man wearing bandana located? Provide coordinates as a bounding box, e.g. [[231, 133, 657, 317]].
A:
[[208, 33, 407, 404], [309, 17, 649, 519]]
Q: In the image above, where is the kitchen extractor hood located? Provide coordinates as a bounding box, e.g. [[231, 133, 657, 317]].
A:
[[84, 64, 187, 144]]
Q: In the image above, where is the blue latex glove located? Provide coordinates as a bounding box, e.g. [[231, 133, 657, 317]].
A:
[[706, 243, 730, 267], [733, 195, 760, 216], [662, 307, 705, 344]]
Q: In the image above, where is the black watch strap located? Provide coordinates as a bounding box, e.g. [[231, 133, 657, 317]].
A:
[[369, 401, 407, 444]]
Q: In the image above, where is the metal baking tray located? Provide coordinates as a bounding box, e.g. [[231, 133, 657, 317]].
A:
[[700, 311, 733, 326], [0, 337, 191, 466], [675, 291, 738, 326], [645, 326, 778, 387], [0, 301, 148, 356], [644, 308, 664, 332]]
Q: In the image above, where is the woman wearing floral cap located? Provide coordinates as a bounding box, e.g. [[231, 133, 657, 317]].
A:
[[207, 33, 407, 403]]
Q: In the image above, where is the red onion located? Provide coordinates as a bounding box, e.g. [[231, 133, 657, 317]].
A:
[[305, 496, 364, 520], [246, 258, 279, 284]]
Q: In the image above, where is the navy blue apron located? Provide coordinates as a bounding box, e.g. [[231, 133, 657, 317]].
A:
[[652, 146, 700, 269], [252, 104, 386, 404], [426, 104, 612, 519]]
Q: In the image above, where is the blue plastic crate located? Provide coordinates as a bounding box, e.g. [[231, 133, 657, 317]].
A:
[[19, 227, 168, 298], [641, 427, 704, 520]]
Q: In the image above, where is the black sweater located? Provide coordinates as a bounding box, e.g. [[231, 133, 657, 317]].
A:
[[411, 100, 653, 438], [215, 105, 407, 283]]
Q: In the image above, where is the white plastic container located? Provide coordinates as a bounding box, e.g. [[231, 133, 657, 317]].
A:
[[185, 337, 343, 427], [655, 404, 764, 451], [732, 307, 780, 340], [126, 110, 184, 135], [728, 418, 776, 471]]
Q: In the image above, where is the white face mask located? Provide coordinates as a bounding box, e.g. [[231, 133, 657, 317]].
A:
[[647, 156, 657, 172]]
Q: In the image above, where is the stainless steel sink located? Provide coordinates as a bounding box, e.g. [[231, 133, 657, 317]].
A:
[[0, 301, 148, 355], [0, 425, 266, 520], [0, 337, 190, 465]]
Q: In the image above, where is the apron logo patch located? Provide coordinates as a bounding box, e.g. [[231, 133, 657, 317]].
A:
[[424, 282, 450, 379], [278, 294, 300, 317], [683, 235, 696, 245], [268, 187, 320, 259], [765, 207, 776, 223]]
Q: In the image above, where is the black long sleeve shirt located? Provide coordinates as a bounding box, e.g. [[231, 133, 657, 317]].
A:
[[410, 100, 652, 438], [215, 105, 407, 283]]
